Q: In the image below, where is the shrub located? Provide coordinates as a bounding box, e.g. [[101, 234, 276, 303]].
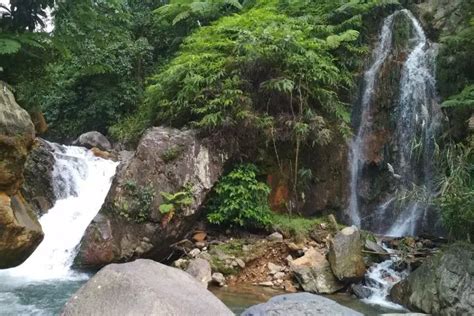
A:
[[207, 164, 273, 228], [436, 137, 474, 241]]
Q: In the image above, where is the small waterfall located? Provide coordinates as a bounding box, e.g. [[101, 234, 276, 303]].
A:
[[362, 248, 408, 310], [0, 144, 117, 314], [347, 9, 442, 236]]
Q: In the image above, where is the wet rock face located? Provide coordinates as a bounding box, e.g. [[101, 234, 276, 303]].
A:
[[390, 243, 474, 315], [62, 259, 233, 316], [22, 138, 56, 216], [409, 0, 465, 39], [0, 81, 43, 269], [328, 226, 366, 282], [74, 127, 226, 268]]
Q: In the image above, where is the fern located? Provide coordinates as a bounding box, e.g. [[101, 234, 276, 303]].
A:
[[0, 38, 22, 55]]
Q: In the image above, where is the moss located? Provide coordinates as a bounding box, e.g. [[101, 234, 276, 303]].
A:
[[271, 214, 325, 240], [161, 145, 184, 163]]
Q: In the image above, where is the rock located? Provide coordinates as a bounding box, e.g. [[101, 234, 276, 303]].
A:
[[29, 111, 48, 135], [90, 147, 112, 160], [390, 243, 474, 315], [62, 259, 233, 316], [364, 239, 387, 254], [73, 131, 112, 151], [195, 241, 207, 249], [0, 81, 43, 269], [283, 280, 297, 293], [21, 138, 56, 216], [288, 242, 305, 252], [172, 258, 188, 269], [192, 231, 207, 242], [258, 281, 274, 287], [242, 293, 363, 316], [267, 232, 284, 242], [235, 258, 245, 269], [328, 226, 366, 282], [290, 247, 344, 294], [186, 258, 212, 288], [73, 127, 226, 268], [212, 272, 226, 287], [273, 272, 285, 280], [351, 284, 373, 299], [189, 248, 201, 258], [267, 262, 284, 275]]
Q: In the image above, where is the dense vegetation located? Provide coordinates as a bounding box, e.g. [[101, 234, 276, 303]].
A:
[[0, 0, 472, 239]]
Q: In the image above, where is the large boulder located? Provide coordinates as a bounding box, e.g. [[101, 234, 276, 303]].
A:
[[241, 293, 363, 316], [74, 127, 226, 268], [62, 259, 233, 316], [73, 131, 112, 151], [21, 138, 56, 216], [390, 243, 474, 315], [328, 226, 366, 282], [290, 248, 344, 294], [0, 81, 43, 268]]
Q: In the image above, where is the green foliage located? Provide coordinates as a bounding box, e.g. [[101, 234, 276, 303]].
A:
[[271, 214, 323, 240], [156, 0, 243, 27], [161, 145, 185, 162], [442, 85, 474, 109], [114, 180, 155, 223], [435, 138, 474, 241], [207, 164, 273, 228], [159, 183, 194, 215]]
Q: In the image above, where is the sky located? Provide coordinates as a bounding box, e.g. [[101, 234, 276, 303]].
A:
[[0, 0, 54, 32]]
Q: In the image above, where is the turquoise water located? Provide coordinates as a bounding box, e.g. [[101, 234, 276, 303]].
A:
[[0, 278, 86, 315]]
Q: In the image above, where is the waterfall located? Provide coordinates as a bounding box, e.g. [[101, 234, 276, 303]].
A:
[[348, 11, 398, 227], [0, 144, 118, 314], [347, 9, 442, 236]]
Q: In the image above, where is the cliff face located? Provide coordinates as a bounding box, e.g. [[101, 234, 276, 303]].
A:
[[0, 82, 44, 269]]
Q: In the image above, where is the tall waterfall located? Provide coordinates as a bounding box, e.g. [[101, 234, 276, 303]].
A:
[[0, 144, 117, 314], [347, 10, 442, 236]]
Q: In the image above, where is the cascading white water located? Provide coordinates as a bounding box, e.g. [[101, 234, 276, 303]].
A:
[[0, 144, 118, 314], [347, 11, 398, 227], [348, 9, 441, 237], [387, 11, 439, 236], [361, 245, 408, 310]]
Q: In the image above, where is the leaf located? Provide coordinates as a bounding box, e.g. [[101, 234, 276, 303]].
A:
[[159, 204, 175, 214], [0, 38, 21, 55]]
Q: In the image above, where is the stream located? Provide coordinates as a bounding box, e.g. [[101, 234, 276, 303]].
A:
[[0, 145, 117, 315]]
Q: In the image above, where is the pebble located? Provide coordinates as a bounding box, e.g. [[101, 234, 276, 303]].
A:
[[267, 262, 284, 274], [189, 248, 201, 258], [273, 272, 285, 280], [212, 272, 226, 287], [235, 258, 246, 269], [259, 281, 274, 287]]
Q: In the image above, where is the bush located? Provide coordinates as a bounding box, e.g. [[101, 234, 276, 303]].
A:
[[207, 164, 273, 228], [436, 138, 474, 241]]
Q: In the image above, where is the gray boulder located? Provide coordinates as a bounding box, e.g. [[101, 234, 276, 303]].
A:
[[241, 293, 363, 316], [390, 242, 474, 315], [290, 248, 343, 294], [73, 131, 112, 151], [328, 226, 366, 282], [74, 127, 226, 268], [186, 258, 212, 288], [62, 259, 233, 316]]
